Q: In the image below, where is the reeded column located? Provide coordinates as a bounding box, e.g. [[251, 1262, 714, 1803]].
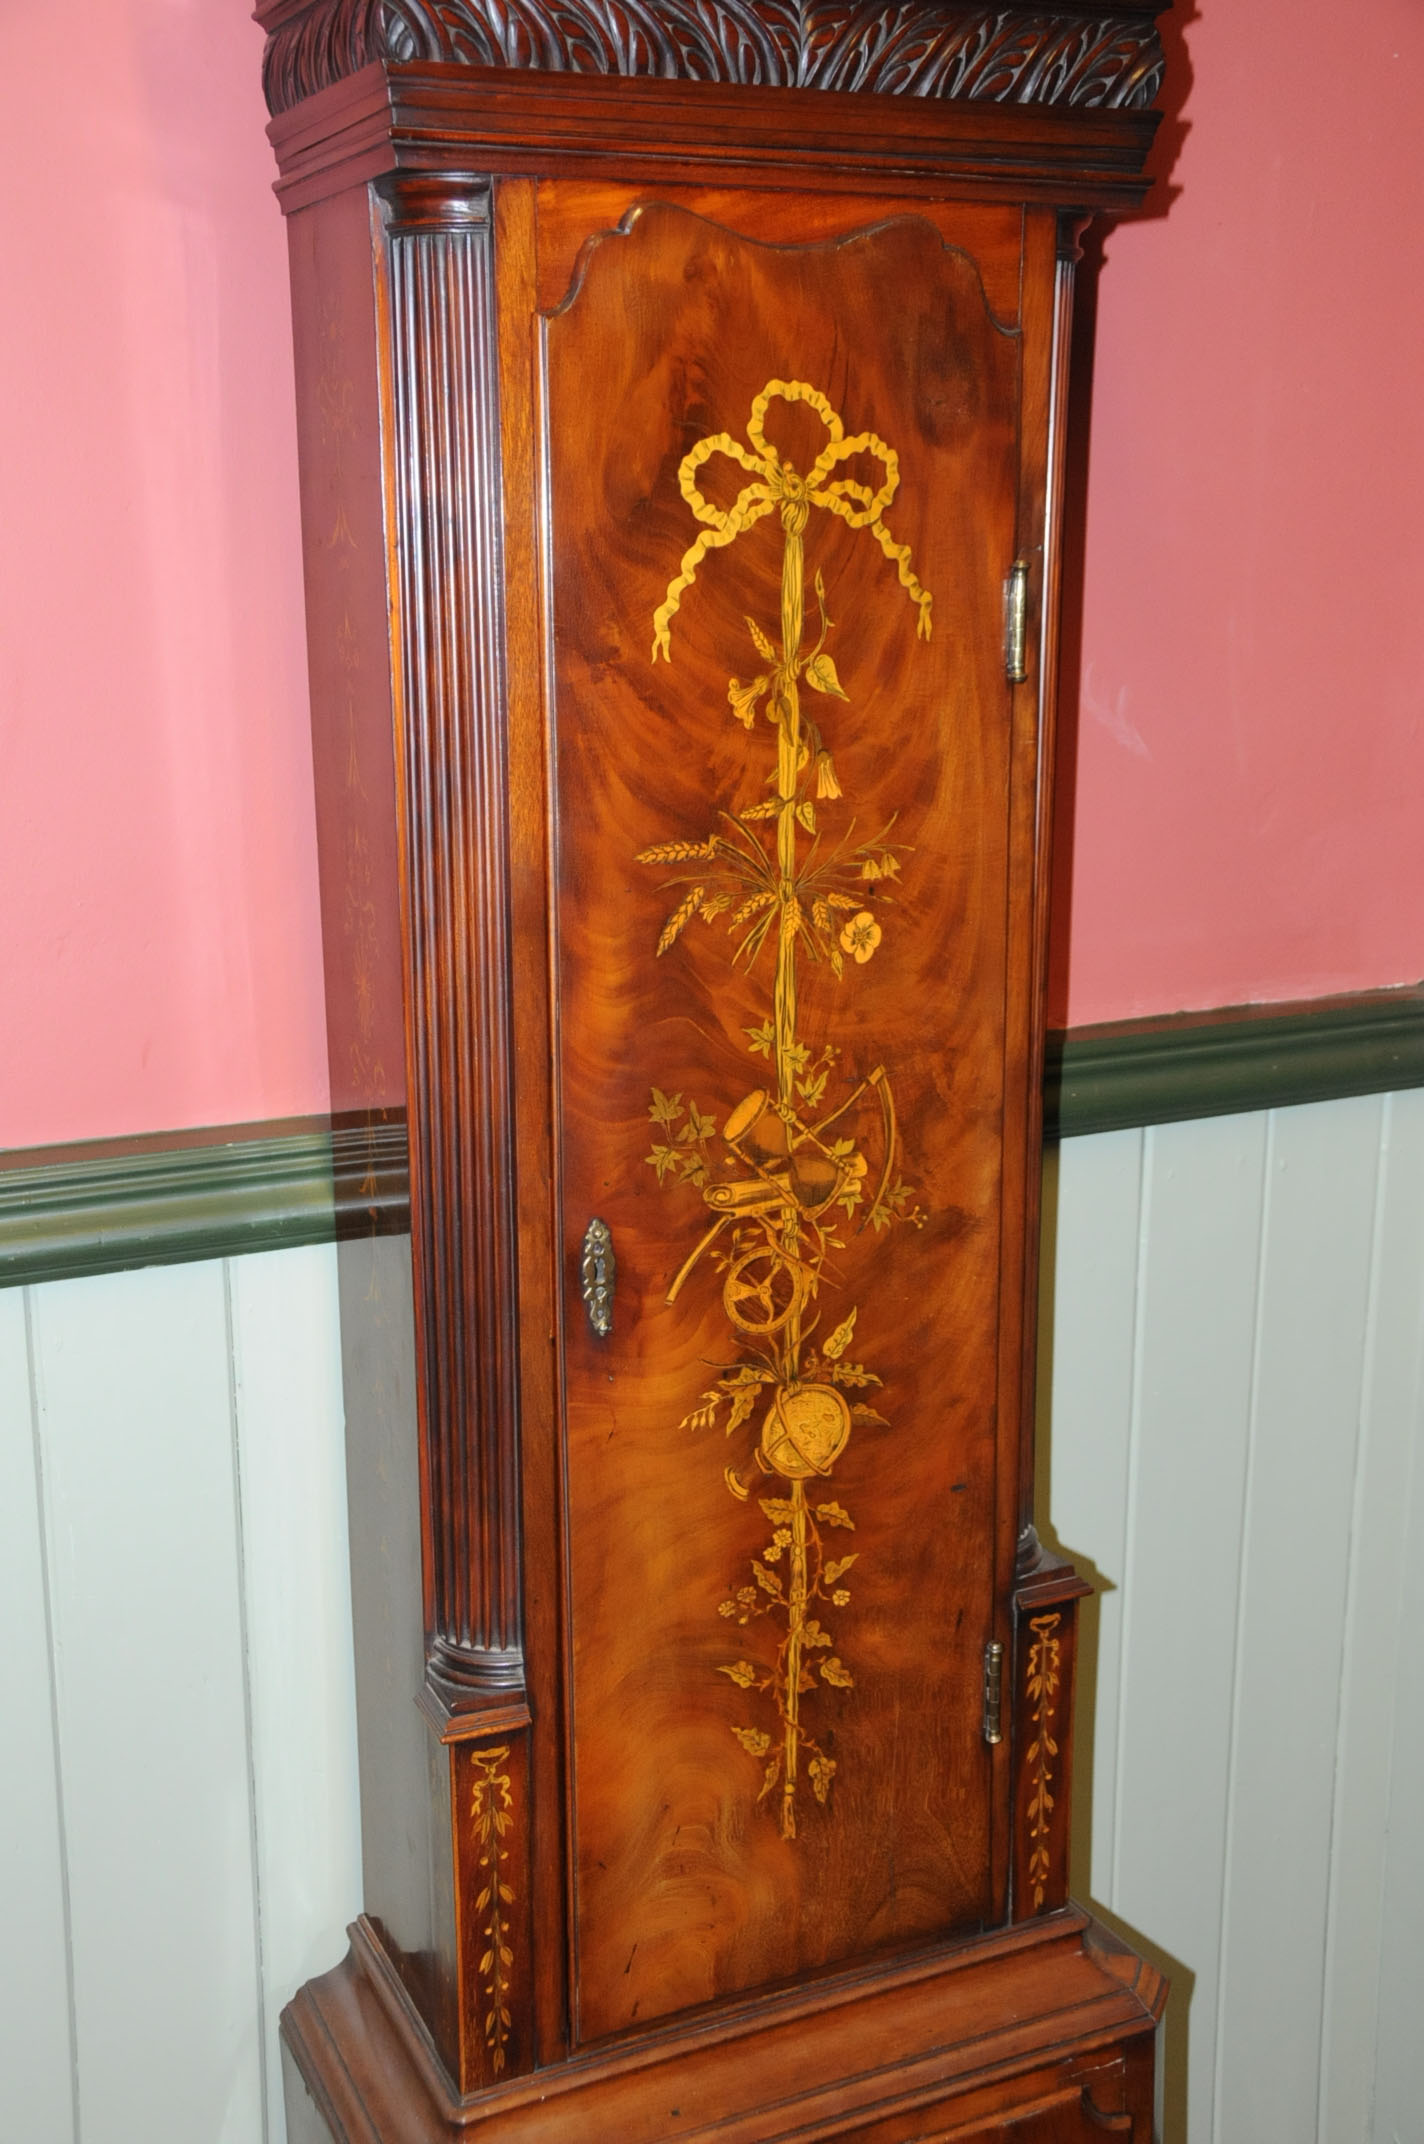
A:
[[377, 172, 536, 2092], [379, 172, 525, 1709]]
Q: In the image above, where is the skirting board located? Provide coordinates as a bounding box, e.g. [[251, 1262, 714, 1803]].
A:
[[3, 988, 1421, 1288]]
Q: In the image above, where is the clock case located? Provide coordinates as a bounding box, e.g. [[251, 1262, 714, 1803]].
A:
[[256, 7, 1170, 2137]]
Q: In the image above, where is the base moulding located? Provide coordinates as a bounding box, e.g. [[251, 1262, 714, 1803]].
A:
[[282, 1906, 1165, 2143]]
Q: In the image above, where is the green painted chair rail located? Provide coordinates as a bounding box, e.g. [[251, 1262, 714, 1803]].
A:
[[0, 1119, 409, 1288], [1044, 987, 1424, 1140]]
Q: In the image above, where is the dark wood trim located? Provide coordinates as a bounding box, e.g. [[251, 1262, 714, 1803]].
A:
[[1044, 985, 1424, 1139], [256, 47, 1174, 2129], [258, 1, 1166, 120], [376, 172, 528, 1713], [265, 66, 1161, 218], [1010, 1531, 1092, 1924], [0, 1116, 408, 1289], [281, 1903, 1164, 2141]]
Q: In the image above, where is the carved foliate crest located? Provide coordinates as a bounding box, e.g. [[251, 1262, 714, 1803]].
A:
[[261, 0, 1165, 118]]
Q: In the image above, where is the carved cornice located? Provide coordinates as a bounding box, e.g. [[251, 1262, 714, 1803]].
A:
[[260, 0, 1165, 119]]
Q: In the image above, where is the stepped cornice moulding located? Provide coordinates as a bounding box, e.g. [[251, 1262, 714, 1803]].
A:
[[258, 0, 1165, 118]]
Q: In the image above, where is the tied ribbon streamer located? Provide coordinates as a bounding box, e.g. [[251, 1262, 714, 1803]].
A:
[[652, 379, 933, 660]]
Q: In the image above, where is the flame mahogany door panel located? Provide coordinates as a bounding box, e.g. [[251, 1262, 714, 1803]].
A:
[[543, 188, 1032, 2043]]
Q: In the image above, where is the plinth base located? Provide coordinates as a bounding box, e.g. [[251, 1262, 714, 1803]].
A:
[[282, 1907, 1163, 2143]]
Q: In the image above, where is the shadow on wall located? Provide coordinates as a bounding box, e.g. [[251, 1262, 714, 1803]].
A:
[[1044, 0, 1197, 1030], [1038, 21, 1203, 2129], [1035, 1147, 1193, 2144]]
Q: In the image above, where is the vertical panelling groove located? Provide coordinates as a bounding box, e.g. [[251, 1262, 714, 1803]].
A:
[[1315, 1097, 1390, 2140], [222, 1262, 272, 2144], [23, 1285, 82, 2144], [1210, 1108, 1276, 2143], [1108, 1124, 1152, 1909], [1367, 1093, 1424, 2138]]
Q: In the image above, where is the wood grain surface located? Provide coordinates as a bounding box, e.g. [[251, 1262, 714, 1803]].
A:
[[268, 27, 1167, 2116], [542, 194, 1030, 2039], [281, 1905, 1163, 2140], [257, 0, 1166, 119]]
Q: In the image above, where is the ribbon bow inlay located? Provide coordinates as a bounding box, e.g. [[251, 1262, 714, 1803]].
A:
[[652, 379, 933, 661]]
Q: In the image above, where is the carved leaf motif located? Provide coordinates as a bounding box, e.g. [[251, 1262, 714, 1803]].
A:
[[263, 0, 1165, 118]]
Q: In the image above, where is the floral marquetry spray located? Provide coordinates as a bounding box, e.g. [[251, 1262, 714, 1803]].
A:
[[641, 378, 933, 1841]]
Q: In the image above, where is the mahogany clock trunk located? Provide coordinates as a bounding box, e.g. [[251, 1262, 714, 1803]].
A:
[[254, 6, 1172, 2137]]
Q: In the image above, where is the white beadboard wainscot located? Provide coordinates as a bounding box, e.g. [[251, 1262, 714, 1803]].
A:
[[0, 1245, 360, 2144], [1042, 1087, 1424, 2144], [3, 1093, 1422, 2142]]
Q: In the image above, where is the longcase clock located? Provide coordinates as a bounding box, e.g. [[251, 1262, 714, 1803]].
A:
[[255, 6, 1172, 2137]]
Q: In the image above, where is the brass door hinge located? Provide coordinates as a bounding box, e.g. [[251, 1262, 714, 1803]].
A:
[[982, 1639, 1004, 1745], [1004, 560, 1030, 683]]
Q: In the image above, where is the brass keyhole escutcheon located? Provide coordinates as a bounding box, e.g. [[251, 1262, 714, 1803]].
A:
[[581, 1217, 615, 1338]]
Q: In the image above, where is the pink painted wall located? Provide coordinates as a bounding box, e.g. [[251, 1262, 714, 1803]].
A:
[[3, 1, 1422, 1149], [1052, 0, 1424, 1026], [0, 5, 326, 1152]]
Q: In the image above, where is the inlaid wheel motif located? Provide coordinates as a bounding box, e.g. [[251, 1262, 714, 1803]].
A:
[[723, 1245, 801, 1334]]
